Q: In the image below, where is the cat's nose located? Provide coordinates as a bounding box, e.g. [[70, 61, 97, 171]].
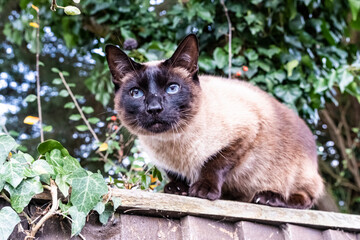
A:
[[146, 99, 163, 115]]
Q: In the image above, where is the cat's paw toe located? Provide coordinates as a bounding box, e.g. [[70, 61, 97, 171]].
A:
[[164, 181, 189, 196], [252, 191, 287, 207], [189, 180, 221, 200]]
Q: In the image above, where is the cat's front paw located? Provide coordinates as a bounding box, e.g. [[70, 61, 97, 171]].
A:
[[189, 180, 221, 200], [164, 180, 189, 196]]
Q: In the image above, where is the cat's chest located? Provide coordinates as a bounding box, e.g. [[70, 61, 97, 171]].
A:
[[139, 132, 219, 182]]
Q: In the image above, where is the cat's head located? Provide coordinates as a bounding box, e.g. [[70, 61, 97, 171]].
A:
[[105, 34, 201, 135]]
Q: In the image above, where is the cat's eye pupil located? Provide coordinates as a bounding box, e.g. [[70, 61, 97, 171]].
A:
[[130, 88, 144, 98], [166, 83, 180, 94]]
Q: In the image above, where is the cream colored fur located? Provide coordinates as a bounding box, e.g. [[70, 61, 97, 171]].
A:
[[138, 75, 324, 202]]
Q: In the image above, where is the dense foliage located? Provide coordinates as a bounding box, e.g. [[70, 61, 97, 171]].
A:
[[0, 1, 359, 234]]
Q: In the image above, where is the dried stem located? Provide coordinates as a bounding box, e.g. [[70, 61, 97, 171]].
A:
[[30, 179, 59, 238], [220, 0, 232, 79], [50, 0, 57, 11], [58, 72, 100, 142], [35, 10, 44, 142]]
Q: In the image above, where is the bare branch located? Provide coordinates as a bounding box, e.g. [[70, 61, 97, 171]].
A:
[[35, 10, 44, 142], [30, 179, 59, 238], [58, 72, 100, 143], [220, 0, 232, 79]]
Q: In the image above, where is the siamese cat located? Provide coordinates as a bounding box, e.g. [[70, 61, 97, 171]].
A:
[[105, 34, 324, 209]]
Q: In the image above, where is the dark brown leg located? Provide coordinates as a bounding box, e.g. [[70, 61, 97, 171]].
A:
[[189, 145, 239, 200], [164, 171, 189, 196]]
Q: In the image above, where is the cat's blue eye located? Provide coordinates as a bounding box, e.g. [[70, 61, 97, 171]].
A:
[[166, 83, 180, 94], [129, 88, 144, 98]]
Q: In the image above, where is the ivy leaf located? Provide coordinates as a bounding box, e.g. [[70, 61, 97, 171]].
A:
[[68, 206, 86, 237], [349, 0, 360, 21], [70, 170, 108, 214], [339, 70, 354, 93], [197, 10, 213, 23], [244, 49, 259, 62], [112, 197, 121, 210], [99, 203, 114, 225], [55, 175, 70, 198], [32, 160, 55, 175], [5, 177, 43, 213], [0, 135, 17, 165], [273, 84, 302, 104], [2, 159, 25, 188], [38, 139, 70, 156], [93, 202, 105, 214], [0, 206, 20, 240], [285, 60, 299, 77], [213, 47, 227, 69]]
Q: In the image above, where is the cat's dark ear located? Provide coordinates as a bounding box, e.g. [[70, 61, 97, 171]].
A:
[[164, 34, 199, 80], [105, 45, 143, 89]]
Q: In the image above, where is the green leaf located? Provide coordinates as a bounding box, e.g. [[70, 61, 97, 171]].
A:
[[112, 197, 121, 210], [0, 135, 17, 164], [2, 158, 25, 188], [52, 78, 62, 85], [51, 67, 60, 73], [349, 0, 360, 21], [64, 102, 75, 109], [88, 117, 100, 124], [81, 106, 94, 114], [59, 89, 69, 97], [69, 114, 81, 121], [64, 6, 81, 15], [32, 160, 55, 175], [43, 125, 53, 132], [68, 206, 86, 237], [257, 46, 281, 58], [314, 77, 328, 93], [99, 203, 113, 225], [93, 202, 105, 214], [55, 175, 70, 197], [244, 49, 258, 61], [273, 84, 302, 104], [5, 177, 43, 213], [213, 47, 227, 69], [59, 201, 71, 213], [197, 10, 213, 23], [0, 206, 21, 240], [339, 70, 354, 93], [24, 94, 37, 102], [285, 60, 299, 77], [76, 125, 88, 132], [37, 139, 69, 156], [70, 171, 108, 214]]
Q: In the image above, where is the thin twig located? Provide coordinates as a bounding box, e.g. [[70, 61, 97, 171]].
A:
[[30, 179, 59, 238], [35, 9, 44, 142], [220, 0, 232, 79], [58, 72, 100, 142], [1, 124, 9, 135]]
